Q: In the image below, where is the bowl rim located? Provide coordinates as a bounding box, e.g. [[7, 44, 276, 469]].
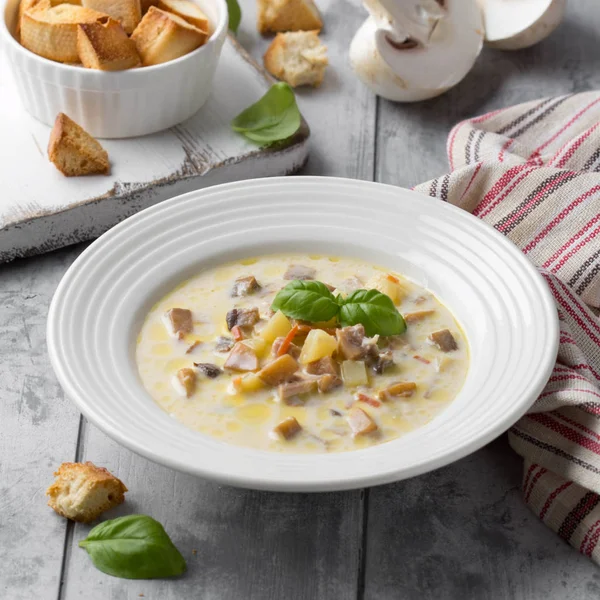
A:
[[0, 0, 228, 78], [47, 176, 559, 491]]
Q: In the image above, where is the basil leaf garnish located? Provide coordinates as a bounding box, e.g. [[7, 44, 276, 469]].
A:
[[79, 515, 186, 580], [231, 83, 301, 144], [226, 0, 241, 34], [339, 289, 406, 337], [271, 280, 339, 322]]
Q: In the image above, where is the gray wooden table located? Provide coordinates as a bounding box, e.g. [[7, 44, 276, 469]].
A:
[[2, 1, 600, 598]]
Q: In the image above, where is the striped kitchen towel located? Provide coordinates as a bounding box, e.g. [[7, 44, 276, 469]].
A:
[[414, 91, 600, 562]]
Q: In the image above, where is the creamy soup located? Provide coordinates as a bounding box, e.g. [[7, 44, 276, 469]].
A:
[[136, 254, 468, 453]]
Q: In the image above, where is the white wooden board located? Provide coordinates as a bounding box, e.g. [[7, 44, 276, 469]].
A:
[[0, 36, 309, 262]]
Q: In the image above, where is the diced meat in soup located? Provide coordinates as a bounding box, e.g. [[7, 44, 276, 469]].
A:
[[175, 368, 196, 398], [318, 374, 343, 393], [336, 325, 370, 361], [429, 329, 458, 352], [258, 354, 299, 386], [306, 356, 339, 376], [226, 307, 260, 330], [347, 407, 377, 435], [231, 276, 260, 297], [136, 254, 468, 454], [283, 264, 316, 280], [278, 379, 317, 403], [223, 343, 258, 372], [163, 308, 193, 339], [215, 336, 235, 352]]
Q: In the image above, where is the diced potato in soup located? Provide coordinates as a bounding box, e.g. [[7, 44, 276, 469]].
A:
[[136, 254, 469, 454]]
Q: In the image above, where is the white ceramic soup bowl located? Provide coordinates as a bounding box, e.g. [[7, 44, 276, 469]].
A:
[[47, 177, 558, 491], [0, 0, 228, 138]]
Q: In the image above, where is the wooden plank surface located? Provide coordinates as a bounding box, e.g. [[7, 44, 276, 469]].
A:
[[59, 1, 376, 599], [368, 1, 600, 598], [0, 249, 81, 600], [2, 1, 600, 599]]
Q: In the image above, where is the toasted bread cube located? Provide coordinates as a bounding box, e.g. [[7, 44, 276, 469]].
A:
[[257, 0, 322, 34], [273, 416, 302, 440], [258, 354, 299, 386], [140, 0, 156, 13], [156, 0, 209, 32], [264, 30, 327, 87], [20, 4, 108, 62], [77, 17, 141, 70], [46, 462, 127, 522], [17, 0, 82, 37], [131, 6, 206, 66], [48, 113, 110, 176], [347, 407, 377, 436], [82, 0, 141, 33]]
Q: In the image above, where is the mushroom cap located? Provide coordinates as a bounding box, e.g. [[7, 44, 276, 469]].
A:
[[349, 17, 450, 103], [350, 0, 483, 102], [483, 0, 566, 50]]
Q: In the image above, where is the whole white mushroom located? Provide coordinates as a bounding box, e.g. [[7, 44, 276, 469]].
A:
[[349, 0, 484, 102]]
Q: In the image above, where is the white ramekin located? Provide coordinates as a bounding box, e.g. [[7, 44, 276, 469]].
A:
[[0, 0, 228, 138]]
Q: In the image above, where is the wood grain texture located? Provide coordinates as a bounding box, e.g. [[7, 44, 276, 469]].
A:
[[0, 249, 82, 600], [3, 0, 600, 599], [59, 2, 376, 599], [0, 37, 309, 263], [363, 438, 600, 600]]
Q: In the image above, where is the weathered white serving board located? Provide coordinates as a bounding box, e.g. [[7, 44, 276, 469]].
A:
[[0, 36, 309, 262]]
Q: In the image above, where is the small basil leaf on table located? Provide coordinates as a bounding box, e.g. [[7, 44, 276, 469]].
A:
[[231, 82, 301, 144], [79, 515, 186, 579], [226, 0, 241, 34], [339, 289, 406, 337], [272, 280, 340, 322]]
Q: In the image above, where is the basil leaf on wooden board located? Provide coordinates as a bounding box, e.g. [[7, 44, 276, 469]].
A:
[[79, 515, 186, 580], [339, 289, 406, 337], [226, 0, 241, 33], [231, 83, 301, 143], [271, 280, 340, 322]]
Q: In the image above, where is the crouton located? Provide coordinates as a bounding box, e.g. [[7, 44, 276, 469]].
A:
[[77, 17, 141, 70], [20, 4, 108, 62], [140, 0, 156, 13], [264, 30, 327, 87], [257, 0, 322, 34], [156, 0, 209, 32], [46, 462, 127, 523], [48, 113, 110, 176], [131, 6, 207, 66], [82, 0, 141, 33]]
